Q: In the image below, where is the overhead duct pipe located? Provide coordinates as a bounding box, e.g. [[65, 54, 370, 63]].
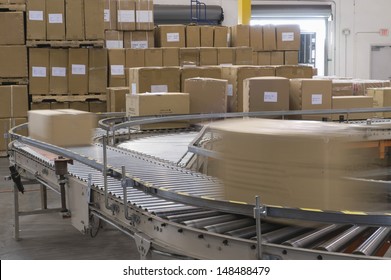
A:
[[154, 5, 224, 25]]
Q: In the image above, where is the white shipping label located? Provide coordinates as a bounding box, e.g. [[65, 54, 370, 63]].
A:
[[131, 40, 148, 49], [111, 65, 125, 76], [151, 85, 168, 93], [264, 92, 278, 103], [167, 33, 180, 42], [52, 67, 66, 77], [32, 67, 47, 78], [282, 32, 295, 42], [312, 94, 323, 105], [29, 11, 44, 21], [104, 9, 110, 22], [131, 83, 137, 94], [72, 64, 86, 75], [106, 40, 124, 49], [49, 13, 63, 24], [136, 11, 153, 23], [227, 84, 233, 96], [118, 10, 135, 23]]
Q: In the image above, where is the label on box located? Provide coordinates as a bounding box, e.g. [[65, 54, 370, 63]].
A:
[[131, 83, 137, 94], [227, 84, 233, 96], [72, 64, 86, 75], [311, 94, 323, 105], [131, 40, 148, 49], [52, 67, 66, 77], [29, 11, 43, 21], [264, 92, 278, 103], [49, 13, 63, 24], [151, 85, 168, 93], [111, 65, 124, 76], [136, 11, 153, 23], [167, 33, 180, 42], [282, 32, 295, 42], [106, 40, 124, 49], [104, 9, 110, 22], [118, 10, 135, 23], [32, 67, 47, 77]]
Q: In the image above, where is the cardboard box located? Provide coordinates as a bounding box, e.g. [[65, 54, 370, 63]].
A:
[[243, 77, 290, 112], [221, 66, 276, 112], [129, 67, 181, 94], [68, 48, 89, 94], [230, 25, 250, 47], [285, 51, 299, 65], [352, 80, 391, 96], [0, 85, 28, 118], [0, 12, 25, 45], [271, 51, 284, 65], [0, 0, 25, 4], [136, 0, 154, 30], [162, 48, 179, 66], [85, 0, 105, 40], [332, 96, 374, 120], [66, 0, 85, 40], [46, 0, 65, 40], [180, 67, 221, 91], [252, 52, 258, 65], [332, 80, 354, 96], [290, 79, 332, 120], [275, 65, 313, 79], [108, 49, 126, 87], [126, 92, 190, 129], [156, 25, 186, 48], [180, 48, 199, 67], [214, 26, 229, 47], [199, 48, 218, 66], [184, 78, 227, 114], [51, 102, 70, 110], [0, 46, 27, 78], [106, 87, 129, 112], [104, 0, 117, 30], [250, 25, 263, 51], [125, 48, 145, 68], [276, 24, 300, 51], [27, 0, 46, 40], [89, 101, 107, 113], [29, 48, 50, 95], [69, 101, 89, 111], [234, 47, 253, 65], [144, 49, 163, 67], [124, 31, 154, 48], [117, 0, 136, 31], [105, 30, 124, 48], [89, 48, 108, 93], [258, 52, 271, 65], [186, 25, 200, 47], [49, 48, 68, 94], [200, 26, 214, 47], [31, 102, 51, 110], [217, 48, 234, 66], [367, 88, 391, 118], [28, 109, 95, 147], [263, 25, 276, 51]]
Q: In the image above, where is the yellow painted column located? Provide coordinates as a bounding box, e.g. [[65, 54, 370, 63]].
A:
[[238, 0, 252, 25]]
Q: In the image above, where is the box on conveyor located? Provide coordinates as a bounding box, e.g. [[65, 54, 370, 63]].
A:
[[0, 85, 28, 118], [0, 46, 28, 78], [332, 96, 374, 120], [136, 0, 154, 30], [106, 87, 129, 112], [367, 87, 391, 118], [117, 0, 136, 31], [129, 67, 181, 94], [155, 25, 186, 48], [0, 11, 25, 45], [180, 66, 222, 92]]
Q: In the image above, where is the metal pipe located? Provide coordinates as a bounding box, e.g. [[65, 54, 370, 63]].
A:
[[103, 136, 110, 210], [59, 178, 67, 213], [260, 226, 308, 244], [90, 210, 135, 239], [353, 227, 391, 256], [35, 177, 61, 195], [226, 225, 256, 239], [13, 183, 20, 241], [166, 211, 220, 223], [182, 214, 237, 229], [317, 226, 368, 252], [255, 196, 262, 259], [204, 218, 254, 234], [122, 166, 133, 221]]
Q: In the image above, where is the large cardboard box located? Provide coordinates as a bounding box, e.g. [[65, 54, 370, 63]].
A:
[[332, 96, 374, 120], [214, 26, 229, 47], [199, 48, 218, 66], [89, 101, 107, 112], [271, 51, 284, 65], [89, 48, 108, 93], [156, 25, 186, 48], [27, 0, 46, 40], [135, 0, 154, 30], [66, 0, 85, 40], [108, 49, 126, 87], [49, 48, 68, 94], [46, 0, 65, 40], [104, 0, 117, 30], [184, 78, 227, 114], [85, 0, 105, 40], [200, 26, 214, 47], [367, 88, 391, 118], [221, 66, 276, 112], [105, 30, 124, 48], [217, 48, 234, 66], [276, 24, 300, 51], [257, 52, 271, 65], [0, 85, 28, 118], [29, 48, 50, 95], [162, 48, 179, 66], [285, 51, 299, 65], [186, 25, 200, 47], [180, 48, 199, 67], [275, 65, 313, 79], [68, 48, 89, 94], [28, 109, 95, 147], [250, 25, 263, 51], [234, 47, 253, 65], [0, 46, 28, 78], [180, 67, 221, 91], [117, 0, 136, 31], [126, 92, 190, 129], [353, 80, 391, 96], [332, 80, 354, 96], [290, 79, 332, 120], [124, 31, 154, 48], [129, 67, 181, 94], [0, 12, 25, 45], [230, 25, 250, 47], [125, 48, 145, 68], [106, 87, 129, 112], [263, 25, 276, 51], [144, 48, 163, 67]]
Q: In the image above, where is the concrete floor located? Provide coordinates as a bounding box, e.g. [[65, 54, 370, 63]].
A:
[[0, 157, 140, 260]]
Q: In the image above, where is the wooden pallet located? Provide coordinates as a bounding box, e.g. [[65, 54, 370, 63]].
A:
[[31, 94, 107, 102], [0, 4, 26, 11], [0, 78, 28, 86], [26, 40, 104, 48]]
